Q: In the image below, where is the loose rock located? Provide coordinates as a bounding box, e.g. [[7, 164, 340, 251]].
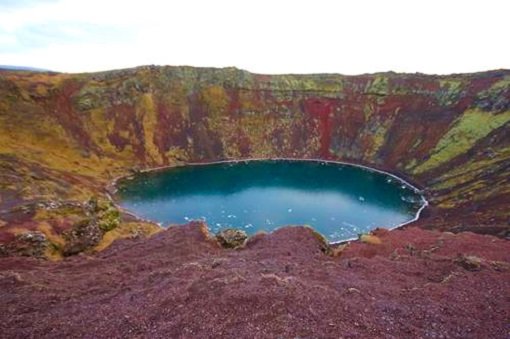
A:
[[216, 229, 247, 249], [455, 255, 483, 271], [63, 219, 103, 256], [2, 231, 49, 258]]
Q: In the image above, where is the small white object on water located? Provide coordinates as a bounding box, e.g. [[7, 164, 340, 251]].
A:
[[358, 196, 365, 202], [227, 214, 236, 219], [184, 216, 190, 221], [288, 208, 292, 213], [329, 231, 342, 239]]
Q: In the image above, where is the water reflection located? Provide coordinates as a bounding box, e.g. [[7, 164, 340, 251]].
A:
[[117, 160, 425, 242]]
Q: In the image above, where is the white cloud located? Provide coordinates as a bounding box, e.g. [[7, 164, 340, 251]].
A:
[[0, 0, 509, 74]]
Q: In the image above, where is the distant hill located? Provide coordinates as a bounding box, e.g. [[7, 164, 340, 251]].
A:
[[0, 65, 52, 72]]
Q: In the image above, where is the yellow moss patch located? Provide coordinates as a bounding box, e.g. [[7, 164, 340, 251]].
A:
[[432, 146, 510, 190], [363, 102, 376, 120], [436, 200, 457, 209], [360, 234, 382, 245], [6, 226, 31, 236], [93, 222, 162, 252], [437, 79, 464, 106], [165, 147, 189, 163], [139, 93, 163, 164], [37, 222, 66, 247], [44, 248, 63, 261], [434, 175, 509, 208], [37, 222, 65, 261], [201, 85, 228, 119], [33, 206, 84, 225], [269, 75, 344, 94], [86, 108, 118, 152], [330, 244, 348, 257], [487, 75, 510, 93], [365, 120, 392, 159], [0, 114, 124, 183], [365, 76, 389, 95], [207, 117, 243, 159], [413, 109, 510, 174], [239, 114, 273, 157], [239, 90, 259, 111], [404, 158, 417, 171]]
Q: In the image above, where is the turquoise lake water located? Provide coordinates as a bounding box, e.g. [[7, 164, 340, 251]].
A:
[[116, 160, 425, 242]]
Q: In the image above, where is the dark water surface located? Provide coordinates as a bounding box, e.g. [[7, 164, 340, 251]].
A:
[[116, 160, 426, 242]]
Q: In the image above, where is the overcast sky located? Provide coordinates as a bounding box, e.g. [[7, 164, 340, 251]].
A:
[[0, 0, 509, 75]]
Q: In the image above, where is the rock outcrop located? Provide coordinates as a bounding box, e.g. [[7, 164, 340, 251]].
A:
[[216, 228, 248, 248]]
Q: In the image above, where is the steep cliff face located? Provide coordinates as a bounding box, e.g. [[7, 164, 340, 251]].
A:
[[0, 66, 509, 256]]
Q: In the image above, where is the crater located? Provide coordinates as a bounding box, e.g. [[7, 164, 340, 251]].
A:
[[116, 160, 427, 242]]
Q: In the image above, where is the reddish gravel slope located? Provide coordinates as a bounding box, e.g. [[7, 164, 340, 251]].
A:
[[1, 222, 508, 338]]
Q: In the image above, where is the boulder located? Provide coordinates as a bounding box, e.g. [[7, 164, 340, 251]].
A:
[[455, 255, 483, 271], [63, 219, 103, 256], [2, 231, 49, 258], [216, 229, 248, 249]]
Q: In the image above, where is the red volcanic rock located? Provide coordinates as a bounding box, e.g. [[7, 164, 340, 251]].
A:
[[0, 222, 508, 338]]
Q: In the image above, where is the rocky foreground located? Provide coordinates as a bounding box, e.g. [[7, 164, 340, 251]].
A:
[[1, 222, 509, 338]]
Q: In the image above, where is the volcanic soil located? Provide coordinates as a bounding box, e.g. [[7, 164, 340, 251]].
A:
[[1, 222, 509, 338]]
